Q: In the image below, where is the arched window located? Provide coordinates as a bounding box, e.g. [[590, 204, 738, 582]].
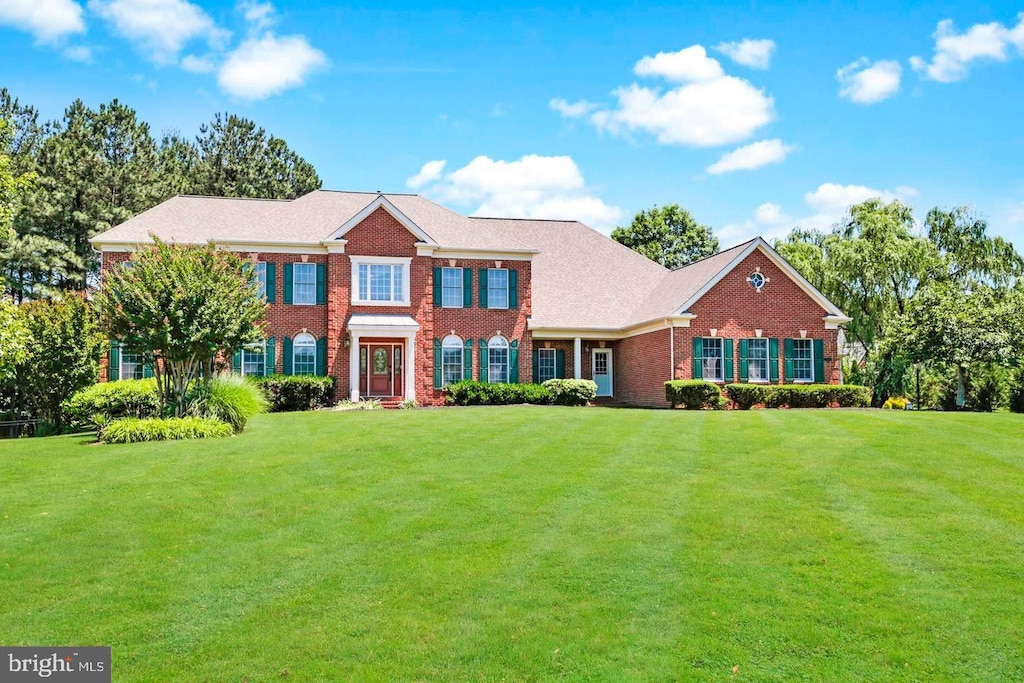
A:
[[293, 333, 316, 375], [442, 335, 463, 386], [488, 335, 509, 383]]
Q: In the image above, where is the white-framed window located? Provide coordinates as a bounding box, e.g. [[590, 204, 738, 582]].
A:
[[792, 338, 813, 382], [293, 333, 316, 375], [293, 263, 316, 305], [351, 256, 411, 306], [121, 346, 145, 380], [537, 348, 556, 383], [242, 344, 265, 376], [748, 338, 769, 383], [487, 269, 509, 309], [442, 335, 463, 386], [441, 267, 463, 308], [488, 335, 509, 383], [702, 337, 724, 382], [255, 262, 267, 299]]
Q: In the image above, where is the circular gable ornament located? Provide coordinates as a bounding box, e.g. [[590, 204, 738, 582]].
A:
[[747, 268, 769, 292]]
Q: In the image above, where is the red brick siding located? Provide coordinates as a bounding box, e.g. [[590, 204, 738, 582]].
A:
[[614, 330, 673, 407], [673, 250, 840, 385]]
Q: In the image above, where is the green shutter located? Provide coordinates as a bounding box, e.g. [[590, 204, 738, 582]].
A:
[[265, 262, 276, 303], [433, 339, 442, 389], [315, 263, 326, 305], [316, 337, 327, 376], [282, 337, 293, 375], [143, 363, 154, 379], [265, 337, 276, 375], [463, 339, 473, 380], [692, 337, 703, 380], [509, 340, 519, 383], [509, 269, 518, 309], [724, 339, 734, 383], [108, 342, 120, 381], [478, 338, 488, 382], [283, 263, 294, 304], [463, 268, 473, 308], [555, 349, 566, 379], [769, 338, 780, 383], [532, 349, 539, 383], [739, 338, 749, 383], [813, 339, 825, 383], [232, 349, 242, 374], [479, 269, 489, 308], [433, 267, 442, 306], [784, 338, 795, 383]]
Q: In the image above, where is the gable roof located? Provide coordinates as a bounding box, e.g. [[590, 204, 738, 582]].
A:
[[91, 191, 849, 332]]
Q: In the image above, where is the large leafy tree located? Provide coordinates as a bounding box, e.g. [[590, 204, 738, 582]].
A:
[[0, 299, 30, 381], [611, 204, 718, 269], [97, 239, 266, 415], [15, 294, 105, 430], [0, 118, 36, 244]]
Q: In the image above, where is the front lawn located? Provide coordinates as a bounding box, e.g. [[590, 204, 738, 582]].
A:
[[1, 408, 1022, 681]]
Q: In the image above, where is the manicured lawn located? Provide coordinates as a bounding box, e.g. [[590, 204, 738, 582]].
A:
[[1, 408, 1022, 681]]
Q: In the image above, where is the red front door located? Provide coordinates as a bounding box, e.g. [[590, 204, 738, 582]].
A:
[[369, 345, 392, 396]]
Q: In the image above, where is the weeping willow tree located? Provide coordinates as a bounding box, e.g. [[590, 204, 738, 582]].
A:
[[97, 238, 266, 415]]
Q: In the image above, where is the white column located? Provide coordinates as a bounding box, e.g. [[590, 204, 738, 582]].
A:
[[349, 333, 361, 401], [405, 334, 417, 402], [573, 337, 582, 379]]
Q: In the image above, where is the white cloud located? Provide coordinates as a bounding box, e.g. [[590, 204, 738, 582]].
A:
[[406, 160, 446, 189], [549, 97, 599, 118], [1009, 202, 1024, 224], [89, 0, 228, 63], [634, 45, 724, 82], [715, 38, 776, 69], [707, 138, 793, 175], [910, 14, 1024, 82], [414, 154, 623, 230], [217, 33, 327, 99], [180, 53, 215, 73], [0, 0, 85, 42], [238, 0, 275, 31], [63, 44, 93, 61], [585, 45, 775, 147], [837, 58, 902, 104], [720, 183, 918, 244]]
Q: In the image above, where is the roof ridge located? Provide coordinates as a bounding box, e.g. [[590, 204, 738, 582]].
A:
[[469, 216, 583, 223], [174, 194, 293, 202], [667, 237, 757, 272], [315, 188, 421, 197]]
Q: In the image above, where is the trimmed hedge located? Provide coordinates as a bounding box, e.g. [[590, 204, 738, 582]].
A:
[[253, 374, 335, 412], [100, 417, 233, 443], [64, 379, 162, 427], [666, 380, 722, 409], [725, 384, 773, 410], [765, 384, 872, 408], [444, 381, 553, 406], [542, 379, 598, 406], [882, 396, 910, 410]]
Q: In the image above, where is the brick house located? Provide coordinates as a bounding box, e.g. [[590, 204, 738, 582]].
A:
[[91, 190, 851, 407]]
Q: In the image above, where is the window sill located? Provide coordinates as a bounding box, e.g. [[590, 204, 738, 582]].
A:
[[351, 300, 410, 307], [291, 301, 318, 306]]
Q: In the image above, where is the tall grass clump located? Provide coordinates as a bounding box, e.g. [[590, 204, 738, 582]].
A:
[[186, 375, 268, 433]]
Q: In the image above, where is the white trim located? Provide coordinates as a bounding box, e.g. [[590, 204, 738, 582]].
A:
[[97, 241, 330, 254], [824, 314, 851, 329], [350, 256, 413, 306], [347, 317, 420, 403], [325, 240, 347, 254], [675, 238, 849, 322], [531, 315, 694, 341], [592, 348, 613, 397], [573, 337, 582, 379], [430, 247, 537, 260], [439, 266, 465, 309], [485, 267, 510, 310], [326, 195, 437, 245]]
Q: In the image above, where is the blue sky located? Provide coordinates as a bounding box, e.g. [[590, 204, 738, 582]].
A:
[[2, 1, 1023, 248]]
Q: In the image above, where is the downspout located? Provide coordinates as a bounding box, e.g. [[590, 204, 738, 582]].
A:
[[668, 320, 674, 381]]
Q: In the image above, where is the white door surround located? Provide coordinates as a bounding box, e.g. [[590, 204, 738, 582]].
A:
[[592, 348, 613, 397], [347, 314, 419, 402]]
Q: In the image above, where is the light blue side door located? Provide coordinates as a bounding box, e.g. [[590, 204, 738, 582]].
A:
[[593, 349, 613, 397]]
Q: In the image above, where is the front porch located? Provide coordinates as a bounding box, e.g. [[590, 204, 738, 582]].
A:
[[347, 314, 419, 403]]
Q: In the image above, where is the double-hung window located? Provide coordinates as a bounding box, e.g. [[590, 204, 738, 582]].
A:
[[293, 263, 316, 305], [254, 262, 267, 299], [352, 258, 410, 305], [121, 347, 145, 380], [488, 336, 509, 383], [487, 269, 509, 309], [441, 267, 463, 308], [747, 338, 769, 382], [701, 337, 724, 382], [537, 348, 556, 383], [792, 339, 813, 382], [441, 335, 463, 386], [242, 344, 265, 376]]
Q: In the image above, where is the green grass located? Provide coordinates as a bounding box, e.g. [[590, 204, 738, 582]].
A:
[[1, 408, 1022, 681]]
